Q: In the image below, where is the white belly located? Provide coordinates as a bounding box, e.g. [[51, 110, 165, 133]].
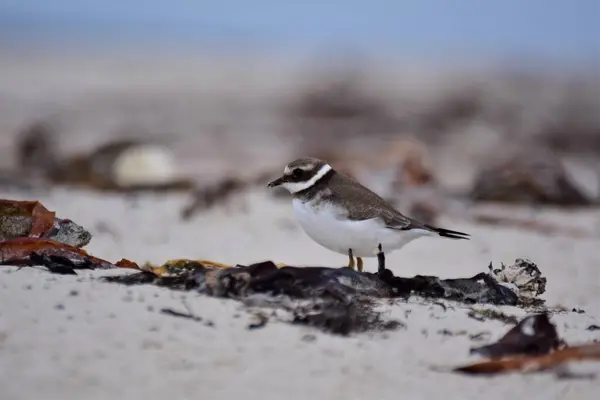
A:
[[292, 199, 431, 258]]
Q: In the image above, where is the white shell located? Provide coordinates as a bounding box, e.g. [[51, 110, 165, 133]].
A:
[[112, 145, 176, 187]]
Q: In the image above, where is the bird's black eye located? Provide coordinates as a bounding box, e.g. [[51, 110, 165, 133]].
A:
[[292, 168, 302, 177]]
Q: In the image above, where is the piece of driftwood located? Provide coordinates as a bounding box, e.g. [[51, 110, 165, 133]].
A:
[[454, 343, 600, 375]]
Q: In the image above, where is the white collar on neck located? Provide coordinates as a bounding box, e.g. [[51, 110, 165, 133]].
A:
[[282, 164, 332, 193]]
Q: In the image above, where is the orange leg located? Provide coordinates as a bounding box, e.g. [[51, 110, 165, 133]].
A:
[[357, 257, 364, 272]]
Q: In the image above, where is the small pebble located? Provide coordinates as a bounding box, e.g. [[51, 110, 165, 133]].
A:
[[302, 334, 317, 343]]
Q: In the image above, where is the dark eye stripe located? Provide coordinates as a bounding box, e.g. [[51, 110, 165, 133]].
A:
[[289, 168, 312, 182]]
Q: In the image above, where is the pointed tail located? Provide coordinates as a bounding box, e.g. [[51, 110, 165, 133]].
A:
[[425, 225, 470, 240]]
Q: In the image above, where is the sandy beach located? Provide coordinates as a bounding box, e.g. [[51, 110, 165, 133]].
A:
[[1, 52, 599, 400], [1, 185, 599, 400]]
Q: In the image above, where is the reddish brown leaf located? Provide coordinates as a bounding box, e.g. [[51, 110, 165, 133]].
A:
[[0, 237, 117, 269], [115, 258, 141, 270], [29, 202, 56, 237], [0, 199, 56, 238], [454, 343, 600, 375]]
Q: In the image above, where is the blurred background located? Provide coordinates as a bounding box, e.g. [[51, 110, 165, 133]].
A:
[[3, 4, 600, 397], [0, 0, 599, 211]]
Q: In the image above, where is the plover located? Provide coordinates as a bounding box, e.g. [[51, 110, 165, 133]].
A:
[[267, 157, 469, 274]]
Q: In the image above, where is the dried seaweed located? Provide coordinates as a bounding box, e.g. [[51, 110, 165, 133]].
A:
[[103, 258, 546, 335], [160, 308, 203, 322], [0, 199, 133, 273], [467, 309, 520, 324], [469, 314, 561, 358], [587, 325, 600, 331], [247, 313, 269, 330], [446, 313, 600, 376], [0, 238, 132, 273], [105, 260, 533, 305]]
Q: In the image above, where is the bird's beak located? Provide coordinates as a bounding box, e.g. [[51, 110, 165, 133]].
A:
[[267, 175, 286, 188]]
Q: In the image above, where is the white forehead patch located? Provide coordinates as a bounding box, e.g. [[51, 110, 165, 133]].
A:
[[284, 163, 315, 174], [282, 164, 332, 194]]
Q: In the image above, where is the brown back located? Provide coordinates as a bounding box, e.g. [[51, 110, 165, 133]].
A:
[[294, 168, 420, 229]]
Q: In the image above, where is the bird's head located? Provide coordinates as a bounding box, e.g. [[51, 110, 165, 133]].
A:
[[267, 157, 332, 193]]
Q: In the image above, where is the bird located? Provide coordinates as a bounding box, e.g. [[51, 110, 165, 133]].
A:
[[267, 157, 469, 274]]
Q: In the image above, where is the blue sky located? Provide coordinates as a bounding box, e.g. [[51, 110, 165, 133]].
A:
[[0, 0, 598, 60]]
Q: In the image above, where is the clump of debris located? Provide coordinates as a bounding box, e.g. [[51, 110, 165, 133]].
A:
[[0, 199, 135, 273], [447, 313, 600, 376], [99, 257, 548, 335], [0, 199, 91, 247]]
